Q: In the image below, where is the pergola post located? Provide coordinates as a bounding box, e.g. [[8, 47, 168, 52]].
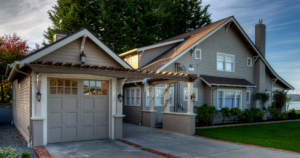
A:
[[187, 82, 194, 114], [164, 84, 170, 112], [149, 85, 155, 111]]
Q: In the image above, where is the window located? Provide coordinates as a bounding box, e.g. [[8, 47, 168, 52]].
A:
[[146, 87, 174, 107], [246, 91, 251, 103], [247, 57, 252, 67], [124, 87, 141, 106], [217, 90, 242, 109], [183, 88, 198, 101], [217, 53, 235, 72], [195, 49, 201, 60], [83, 80, 108, 95], [50, 79, 78, 95], [266, 91, 271, 103]]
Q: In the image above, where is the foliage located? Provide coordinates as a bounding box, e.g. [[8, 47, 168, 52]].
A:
[[229, 107, 241, 123], [280, 112, 289, 120], [267, 106, 281, 120], [239, 109, 254, 123], [272, 90, 288, 110], [195, 104, 218, 126], [288, 112, 298, 120], [250, 108, 264, 122], [195, 121, 300, 153], [22, 152, 30, 158], [0, 147, 20, 158], [0, 34, 29, 103], [43, 0, 212, 53], [220, 107, 231, 124], [253, 93, 270, 108]]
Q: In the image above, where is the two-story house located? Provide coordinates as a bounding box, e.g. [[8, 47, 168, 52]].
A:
[[120, 16, 294, 126]]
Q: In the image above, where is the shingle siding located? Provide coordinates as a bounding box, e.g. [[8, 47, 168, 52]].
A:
[[12, 75, 30, 142]]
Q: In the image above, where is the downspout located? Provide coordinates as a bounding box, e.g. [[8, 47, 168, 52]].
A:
[[15, 68, 32, 148]]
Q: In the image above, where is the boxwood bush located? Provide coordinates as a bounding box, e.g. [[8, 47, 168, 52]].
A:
[[195, 104, 218, 126]]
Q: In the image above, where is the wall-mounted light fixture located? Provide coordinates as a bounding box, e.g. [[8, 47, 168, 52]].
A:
[[36, 91, 42, 102], [191, 94, 195, 102], [80, 51, 86, 64], [118, 93, 123, 102]]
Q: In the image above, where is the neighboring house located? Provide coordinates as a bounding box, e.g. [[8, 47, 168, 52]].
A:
[[5, 27, 198, 147], [119, 16, 294, 125]]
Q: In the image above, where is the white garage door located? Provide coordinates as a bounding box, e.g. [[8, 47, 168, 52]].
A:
[[47, 78, 109, 143]]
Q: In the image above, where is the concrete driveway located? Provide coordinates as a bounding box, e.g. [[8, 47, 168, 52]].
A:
[[45, 123, 300, 158]]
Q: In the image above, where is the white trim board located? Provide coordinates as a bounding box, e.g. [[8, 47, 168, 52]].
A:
[[156, 17, 294, 90]]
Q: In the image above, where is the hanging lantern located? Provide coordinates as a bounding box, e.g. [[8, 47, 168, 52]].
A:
[[191, 94, 195, 102], [36, 91, 42, 102], [118, 93, 123, 102], [80, 51, 86, 64]]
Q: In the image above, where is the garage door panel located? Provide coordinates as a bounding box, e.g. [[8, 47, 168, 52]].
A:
[[83, 126, 94, 138], [82, 97, 95, 110], [49, 112, 63, 125], [97, 126, 107, 139], [49, 97, 63, 111], [97, 112, 107, 125], [65, 126, 78, 140], [83, 112, 95, 124], [65, 97, 79, 110], [65, 112, 78, 125], [48, 127, 63, 143], [97, 98, 108, 111]]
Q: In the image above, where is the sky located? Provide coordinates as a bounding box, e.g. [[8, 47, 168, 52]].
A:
[[0, 0, 299, 93]]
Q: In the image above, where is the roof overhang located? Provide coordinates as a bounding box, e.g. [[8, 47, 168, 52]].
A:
[[200, 76, 256, 88], [119, 38, 184, 57]]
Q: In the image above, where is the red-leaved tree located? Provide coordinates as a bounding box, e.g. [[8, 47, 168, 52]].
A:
[[0, 33, 30, 103]]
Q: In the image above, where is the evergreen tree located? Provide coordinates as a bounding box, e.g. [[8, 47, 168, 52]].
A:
[[43, 0, 211, 53]]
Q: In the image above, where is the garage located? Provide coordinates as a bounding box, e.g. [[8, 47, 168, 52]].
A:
[[47, 78, 109, 143]]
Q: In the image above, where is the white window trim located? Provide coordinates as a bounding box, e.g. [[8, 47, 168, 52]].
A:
[[247, 57, 253, 67], [194, 49, 201, 60], [217, 89, 242, 110], [266, 91, 271, 103], [124, 87, 141, 106], [146, 87, 174, 107], [216, 52, 235, 72], [183, 87, 198, 102], [246, 90, 251, 104]]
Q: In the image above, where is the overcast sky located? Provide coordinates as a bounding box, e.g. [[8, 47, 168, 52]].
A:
[[0, 0, 299, 93]]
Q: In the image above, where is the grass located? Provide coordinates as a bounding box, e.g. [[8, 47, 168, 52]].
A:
[[195, 121, 300, 153]]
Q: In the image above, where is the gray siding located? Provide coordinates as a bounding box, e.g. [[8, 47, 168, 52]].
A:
[[123, 85, 142, 124], [12, 75, 30, 143], [38, 38, 122, 67]]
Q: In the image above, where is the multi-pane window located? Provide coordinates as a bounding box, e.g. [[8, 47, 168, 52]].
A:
[[183, 88, 198, 101], [217, 53, 235, 72], [195, 49, 201, 60], [246, 91, 251, 103], [146, 87, 174, 107], [50, 79, 78, 95], [124, 87, 141, 106], [156, 88, 164, 106], [217, 90, 242, 109], [247, 57, 253, 67], [83, 80, 108, 95]]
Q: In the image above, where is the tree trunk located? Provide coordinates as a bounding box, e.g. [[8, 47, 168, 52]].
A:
[[0, 75, 4, 103]]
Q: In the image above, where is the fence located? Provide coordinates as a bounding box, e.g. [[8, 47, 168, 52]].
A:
[[0, 103, 12, 123]]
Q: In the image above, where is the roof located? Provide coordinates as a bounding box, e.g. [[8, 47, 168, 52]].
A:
[[141, 17, 232, 70], [200, 75, 255, 87]]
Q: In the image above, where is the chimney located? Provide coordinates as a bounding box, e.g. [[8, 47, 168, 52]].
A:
[[53, 31, 67, 42], [255, 19, 266, 57]]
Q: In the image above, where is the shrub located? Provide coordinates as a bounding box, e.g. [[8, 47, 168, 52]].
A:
[[230, 107, 242, 123], [268, 106, 281, 120], [239, 109, 255, 123], [22, 152, 30, 158], [195, 104, 218, 126], [253, 93, 270, 108], [272, 90, 288, 110], [288, 112, 298, 119], [220, 107, 231, 124], [0, 147, 19, 158], [280, 112, 289, 120], [250, 108, 264, 122]]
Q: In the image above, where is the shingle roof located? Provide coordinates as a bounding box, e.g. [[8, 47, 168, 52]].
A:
[[200, 75, 254, 86], [141, 16, 232, 70]]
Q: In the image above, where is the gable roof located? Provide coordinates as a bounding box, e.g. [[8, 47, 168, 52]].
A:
[[14, 27, 132, 69], [138, 16, 294, 90]]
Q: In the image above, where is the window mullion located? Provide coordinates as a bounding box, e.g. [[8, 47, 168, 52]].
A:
[[222, 90, 225, 108], [234, 91, 236, 108]]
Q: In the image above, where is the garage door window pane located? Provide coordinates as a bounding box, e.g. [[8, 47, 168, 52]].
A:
[[90, 81, 96, 88], [84, 88, 89, 95], [72, 80, 78, 87], [50, 87, 56, 94], [90, 88, 96, 95], [84, 80, 89, 87], [57, 79, 63, 86], [96, 81, 101, 88], [57, 87, 63, 94], [103, 89, 108, 95], [65, 80, 71, 86], [72, 88, 77, 95], [65, 87, 71, 94], [50, 79, 56, 86], [102, 81, 108, 88], [96, 89, 102, 95]]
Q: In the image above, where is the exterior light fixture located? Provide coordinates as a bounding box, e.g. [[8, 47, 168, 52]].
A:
[[118, 93, 123, 102], [191, 94, 195, 102], [80, 51, 86, 64], [36, 91, 42, 102]]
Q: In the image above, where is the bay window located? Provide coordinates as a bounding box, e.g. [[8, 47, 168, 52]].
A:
[[217, 90, 242, 109], [124, 87, 141, 106], [217, 53, 235, 72]]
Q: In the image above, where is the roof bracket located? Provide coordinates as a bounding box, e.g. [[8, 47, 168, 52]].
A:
[[191, 46, 197, 56], [80, 36, 87, 52], [225, 21, 232, 32], [272, 78, 278, 86], [253, 56, 259, 65]]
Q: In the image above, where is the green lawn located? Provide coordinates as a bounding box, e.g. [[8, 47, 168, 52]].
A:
[[195, 121, 300, 153]]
